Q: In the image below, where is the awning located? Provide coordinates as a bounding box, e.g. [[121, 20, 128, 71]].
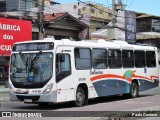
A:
[[91, 27, 125, 40], [137, 32, 160, 40], [91, 29, 108, 39], [92, 29, 160, 40]]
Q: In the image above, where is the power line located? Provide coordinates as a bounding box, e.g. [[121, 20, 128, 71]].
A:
[[125, 0, 129, 5], [128, 0, 134, 7], [1, 0, 139, 36], [2, 0, 137, 25], [3, 0, 137, 20], [77, 0, 136, 19], [107, 0, 112, 6], [45, 6, 78, 15]]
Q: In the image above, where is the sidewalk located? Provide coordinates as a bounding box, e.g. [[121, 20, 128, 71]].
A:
[[0, 88, 10, 102]]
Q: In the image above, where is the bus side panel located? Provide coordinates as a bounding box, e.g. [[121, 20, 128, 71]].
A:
[[56, 89, 75, 102], [139, 51, 159, 91], [73, 69, 99, 99], [90, 68, 132, 97], [138, 79, 159, 92], [92, 79, 130, 97]]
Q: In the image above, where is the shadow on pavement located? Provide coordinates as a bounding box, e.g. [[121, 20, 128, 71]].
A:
[[11, 94, 154, 111]]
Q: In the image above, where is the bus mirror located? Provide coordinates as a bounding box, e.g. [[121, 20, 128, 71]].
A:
[[60, 54, 65, 62]]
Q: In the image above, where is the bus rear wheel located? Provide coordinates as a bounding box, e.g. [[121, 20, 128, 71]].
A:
[[130, 82, 139, 98], [74, 87, 85, 107]]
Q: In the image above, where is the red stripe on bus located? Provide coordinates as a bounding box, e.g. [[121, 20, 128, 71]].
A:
[[134, 75, 159, 81], [90, 74, 124, 81], [90, 74, 158, 82]]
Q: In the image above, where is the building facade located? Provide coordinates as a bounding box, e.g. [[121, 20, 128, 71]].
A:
[[136, 13, 160, 61], [136, 13, 160, 47], [41, 12, 88, 40], [46, 2, 112, 39], [0, 0, 38, 12]]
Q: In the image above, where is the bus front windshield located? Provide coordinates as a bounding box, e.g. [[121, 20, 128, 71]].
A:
[[10, 52, 53, 83]]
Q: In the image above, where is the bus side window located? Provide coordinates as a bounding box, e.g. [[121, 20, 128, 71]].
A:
[[135, 51, 145, 68], [146, 51, 156, 67], [56, 54, 71, 82], [92, 48, 108, 69], [122, 50, 134, 68], [74, 48, 91, 70], [108, 49, 122, 68]]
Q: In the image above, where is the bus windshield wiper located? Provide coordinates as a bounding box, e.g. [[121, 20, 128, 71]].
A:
[[31, 51, 42, 66], [19, 51, 27, 66], [29, 51, 42, 72], [19, 51, 42, 73], [19, 51, 29, 73]]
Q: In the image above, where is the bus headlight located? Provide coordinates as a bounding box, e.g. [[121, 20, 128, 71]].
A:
[[43, 83, 53, 94]]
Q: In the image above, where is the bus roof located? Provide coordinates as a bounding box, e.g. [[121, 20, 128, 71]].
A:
[[14, 38, 157, 51]]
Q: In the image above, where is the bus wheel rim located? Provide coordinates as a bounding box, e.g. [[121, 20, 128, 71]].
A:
[[76, 92, 83, 103]]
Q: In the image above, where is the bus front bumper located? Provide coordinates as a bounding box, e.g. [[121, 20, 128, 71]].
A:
[[9, 91, 57, 103]]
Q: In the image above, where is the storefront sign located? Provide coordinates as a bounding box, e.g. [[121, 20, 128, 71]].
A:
[[0, 18, 32, 56]]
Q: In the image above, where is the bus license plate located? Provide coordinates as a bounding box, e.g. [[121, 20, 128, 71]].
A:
[[24, 99, 32, 102]]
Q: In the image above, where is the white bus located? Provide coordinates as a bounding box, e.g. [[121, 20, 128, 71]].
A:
[[9, 38, 159, 107]]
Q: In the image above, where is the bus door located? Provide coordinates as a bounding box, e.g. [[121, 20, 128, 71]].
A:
[[55, 46, 74, 102], [108, 49, 125, 95]]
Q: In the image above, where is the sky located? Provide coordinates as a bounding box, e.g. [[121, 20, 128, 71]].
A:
[[54, 0, 160, 16]]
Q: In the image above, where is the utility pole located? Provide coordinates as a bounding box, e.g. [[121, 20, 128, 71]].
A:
[[112, 0, 124, 27], [38, 0, 45, 40], [112, 0, 116, 27], [116, 0, 125, 11], [108, 0, 124, 40]]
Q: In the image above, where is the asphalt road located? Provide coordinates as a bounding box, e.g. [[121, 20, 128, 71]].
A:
[[0, 86, 160, 120], [0, 86, 160, 110]]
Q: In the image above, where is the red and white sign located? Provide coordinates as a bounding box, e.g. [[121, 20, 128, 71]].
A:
[[0, 18, 32, 56]]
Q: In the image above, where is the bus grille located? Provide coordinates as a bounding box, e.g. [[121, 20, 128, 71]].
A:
[[16, 95, 40, 102]]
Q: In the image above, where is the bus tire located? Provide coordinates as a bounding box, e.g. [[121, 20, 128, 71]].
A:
[[130, 82, 139, 98], [74, 87, 85, 107]]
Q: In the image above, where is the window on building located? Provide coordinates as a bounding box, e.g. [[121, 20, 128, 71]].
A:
[[135, 51, 145, 68], [92, 49, 108, 69], [6, 0, 18, 11], [122, 50, 134, 68], [90, 8, 95, 14], [108, 49, 121, 68], [99, 10, 103, 14], [75, 48, 91, 70], [82, 7, 86, 11], [137, 19, 152, 32], [146, 51, 156, 67], [0, 2, 6, 12]]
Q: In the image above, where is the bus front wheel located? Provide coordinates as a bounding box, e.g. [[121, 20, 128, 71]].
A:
[[74, 87, 85, 107]]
